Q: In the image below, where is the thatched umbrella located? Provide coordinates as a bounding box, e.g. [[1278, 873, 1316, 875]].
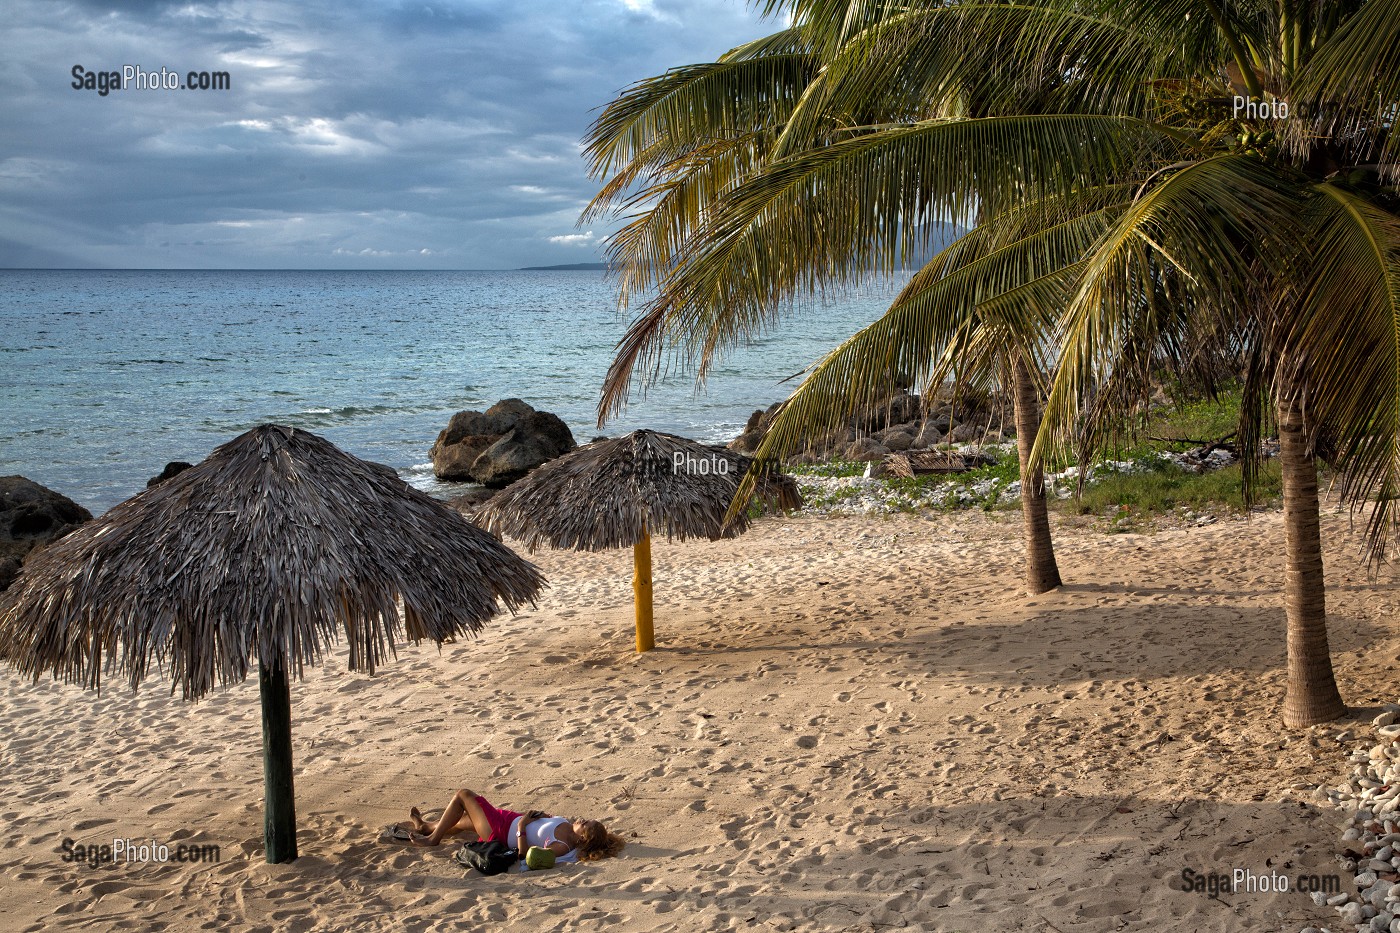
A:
[[0, 425, 543, 863], [478, 429, 799, 652]]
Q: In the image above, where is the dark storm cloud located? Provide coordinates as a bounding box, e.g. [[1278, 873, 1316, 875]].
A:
[[0, 0, 770, 268]]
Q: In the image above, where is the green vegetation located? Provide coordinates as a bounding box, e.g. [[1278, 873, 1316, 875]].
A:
[[1070, 461, 1281, 523], [1054, 388, 1284, 525], [796, 482, 865, 511], [1141, 392, 1243, 451], [786, 390, 1287, 525], [1098, 389, 1245, 462], [786, 460, 866, 478]]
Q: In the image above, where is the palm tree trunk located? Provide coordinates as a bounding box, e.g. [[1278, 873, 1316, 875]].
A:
[[1013, 352, 1062, 594], [1277, 391, 1345, 727]]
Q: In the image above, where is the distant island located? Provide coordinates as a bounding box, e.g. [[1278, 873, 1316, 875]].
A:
[[518, 261, 613, 271]]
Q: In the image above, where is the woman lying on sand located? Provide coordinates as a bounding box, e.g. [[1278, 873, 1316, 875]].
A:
[[399, 787, 625, 863]]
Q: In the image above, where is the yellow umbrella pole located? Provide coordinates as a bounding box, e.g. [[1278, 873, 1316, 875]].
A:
[[633, 528, 654, 652]]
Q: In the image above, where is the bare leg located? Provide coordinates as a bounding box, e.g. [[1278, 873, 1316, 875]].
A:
[[403, 806, 475, 838], [410, 789, 493, 846]]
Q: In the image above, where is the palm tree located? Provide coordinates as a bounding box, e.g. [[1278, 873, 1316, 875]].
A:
[[585, 0, 1400, 726], [738, 195, 1131, 594], [583, 5, 1169, 593], [1033, 4, 1400, 726]]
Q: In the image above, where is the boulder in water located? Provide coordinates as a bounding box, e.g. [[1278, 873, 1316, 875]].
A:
[[430, 400, 575, 486], [471, 410, 577, 488], [430, 399, 537, 481], [147, 461, 194, 487]]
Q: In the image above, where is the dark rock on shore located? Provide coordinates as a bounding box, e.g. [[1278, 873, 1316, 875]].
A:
[[845, 437, 888, 462], [729, 402, 785, 455], [0, 476, 92, 591], [147, 461, 194, 487], [447, 487, 497, 514], [883, 430, 915, 452], [730, 390, 927, 461], [855, 390, 922, 434], [430, 400, 531, 480], [430, 399, 576, 486]]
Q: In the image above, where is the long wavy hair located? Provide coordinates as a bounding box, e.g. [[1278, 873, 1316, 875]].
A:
[[575, 821, 626, 861]]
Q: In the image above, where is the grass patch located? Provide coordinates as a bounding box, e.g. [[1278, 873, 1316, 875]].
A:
[[779, 388, 1284, 527], [800, 483, 865, 511], [1065, 460, 1281, 519], [787, 460, 866, 478], [1113, 389, 1244, 460]]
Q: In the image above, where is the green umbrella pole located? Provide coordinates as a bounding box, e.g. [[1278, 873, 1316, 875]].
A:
[[259, 656, 298, 863]]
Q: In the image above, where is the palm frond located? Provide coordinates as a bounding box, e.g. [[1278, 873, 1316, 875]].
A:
[[1286, 182, 1400, 562], [739, 195, 1123, 470], [1037, 153, 1306, 465], [1290, 0, 1400, 168], [596, 136, 767, 305], [755, 0, 910, 58], [599, 114, 1176, 422], [582, 51, 816, 183], [719, 25, 811, 61], [771, 2, 1214, 160]]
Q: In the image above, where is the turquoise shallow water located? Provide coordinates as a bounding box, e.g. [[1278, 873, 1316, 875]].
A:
[[0, 269, 897, 513]]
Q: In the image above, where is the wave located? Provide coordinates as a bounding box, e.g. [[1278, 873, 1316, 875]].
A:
[[258, 401, 463, 429]]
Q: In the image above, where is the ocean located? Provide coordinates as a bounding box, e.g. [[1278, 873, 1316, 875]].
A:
[[1, 269, 900, 514]]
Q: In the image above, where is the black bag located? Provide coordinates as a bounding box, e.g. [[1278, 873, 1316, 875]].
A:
[[454, 840, 518, 875]]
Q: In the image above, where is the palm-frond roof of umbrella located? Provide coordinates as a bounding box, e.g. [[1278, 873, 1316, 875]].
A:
[[476, 429, 801, 552], [0, 425, 545, 863], [476, 429, 799, 652], [0, 424, 544, 697]]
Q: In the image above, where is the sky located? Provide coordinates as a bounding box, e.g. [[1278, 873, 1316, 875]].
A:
[[0, 0, 772, 269]]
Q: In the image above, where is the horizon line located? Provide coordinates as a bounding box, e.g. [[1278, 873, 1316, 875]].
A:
[[0, 266, 609, 273]]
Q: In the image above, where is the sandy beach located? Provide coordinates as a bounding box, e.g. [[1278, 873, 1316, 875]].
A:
[[2, 507, 1396, 932]]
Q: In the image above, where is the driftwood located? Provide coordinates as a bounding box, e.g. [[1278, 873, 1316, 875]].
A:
[[1147, 432, 1238, 459], [884, 450, 998, 479]]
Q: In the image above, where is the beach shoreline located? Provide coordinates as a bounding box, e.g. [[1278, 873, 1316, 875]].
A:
[[1, 507, 1393, 931]]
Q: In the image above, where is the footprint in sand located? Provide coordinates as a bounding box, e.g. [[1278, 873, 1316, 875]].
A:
[[72, 818, 114, 832]]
